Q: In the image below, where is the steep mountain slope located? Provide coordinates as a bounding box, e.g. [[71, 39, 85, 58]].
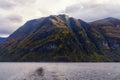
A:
[[90, 17, 120, 38], [0, 15, 119, 62], [90, 17, 120, 61]]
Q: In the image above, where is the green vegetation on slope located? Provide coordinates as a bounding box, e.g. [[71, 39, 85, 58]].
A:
[[0, 15, 119, 62]]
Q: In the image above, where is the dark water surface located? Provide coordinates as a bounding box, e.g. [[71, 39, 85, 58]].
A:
[[0, 63, 120, 80]]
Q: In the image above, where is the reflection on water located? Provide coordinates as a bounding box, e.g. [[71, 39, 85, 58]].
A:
[[0, 63, 120, 80]]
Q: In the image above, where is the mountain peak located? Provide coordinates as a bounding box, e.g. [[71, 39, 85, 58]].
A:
[[49, 14, 69, 21], [105, 17, 117, 19], [90, 17, 120, 27], [50, 14, 69, 18], [103, 17, 120, 22]]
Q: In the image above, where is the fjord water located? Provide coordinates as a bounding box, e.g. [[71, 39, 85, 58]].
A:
[[0, 63, 120, 80]]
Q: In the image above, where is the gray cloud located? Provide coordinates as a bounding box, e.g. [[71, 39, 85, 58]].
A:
[[0, 0, 35, 10], [0, 0, 35, 37], [0, 15, 23, 36], [7, 15, 23, 22], [0, 0, 15, 9], [63, 1, 120, 21], [13, 0, 36, 5]]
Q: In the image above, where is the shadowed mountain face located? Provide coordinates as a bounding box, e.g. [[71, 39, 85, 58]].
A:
[[0, 15, 120, 62], [90, 17, 120, 61], [90, 17, 120, 38]]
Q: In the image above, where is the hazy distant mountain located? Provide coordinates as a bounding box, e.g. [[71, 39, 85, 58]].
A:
[[0, 15, 120, 62]]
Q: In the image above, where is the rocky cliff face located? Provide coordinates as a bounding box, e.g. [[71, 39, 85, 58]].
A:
[[0, 15, 120, 62]]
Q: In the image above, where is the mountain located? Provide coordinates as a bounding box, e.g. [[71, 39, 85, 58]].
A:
[[90, 17, 120, 38], [90, 17, 120, 61], [0, 37, 6, 42], [0, 15, 120, 62]]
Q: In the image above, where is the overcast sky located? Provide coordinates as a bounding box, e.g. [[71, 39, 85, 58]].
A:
[[0, 0, 120, 37]]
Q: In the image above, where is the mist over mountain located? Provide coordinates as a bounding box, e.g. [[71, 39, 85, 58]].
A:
[[0, 15, 120, 62]]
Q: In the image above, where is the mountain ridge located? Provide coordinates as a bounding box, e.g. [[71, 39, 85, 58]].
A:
[[0, 14, 120, 62]]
